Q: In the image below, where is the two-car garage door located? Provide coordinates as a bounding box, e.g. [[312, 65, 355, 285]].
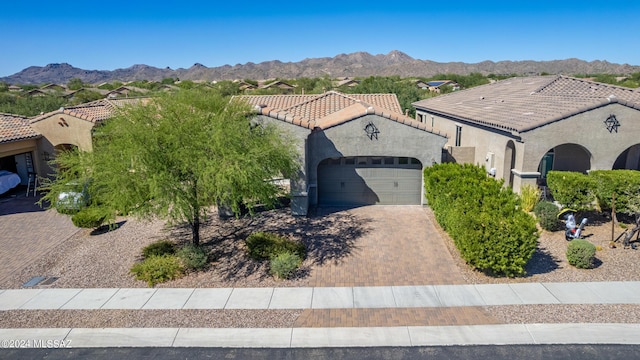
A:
[[317, 156, 422, 206]]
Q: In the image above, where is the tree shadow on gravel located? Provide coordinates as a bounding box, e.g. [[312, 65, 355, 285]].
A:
[[167, 206, 371, 282], [522, 244, 562, 277]]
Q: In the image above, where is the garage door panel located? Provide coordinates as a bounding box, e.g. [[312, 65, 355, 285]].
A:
[[318, 157, 422, 206]]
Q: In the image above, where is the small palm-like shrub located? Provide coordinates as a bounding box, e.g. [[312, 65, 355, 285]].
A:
[[142, 240, 176, 258], [534, 201, 560, 231], [130, 255, 184, 286], [270, 251, 302, 279], [520, 185, 540, 212], [176, 244, 208, 271], [566, 239, 596, 269], [246, 232, 306, 260]]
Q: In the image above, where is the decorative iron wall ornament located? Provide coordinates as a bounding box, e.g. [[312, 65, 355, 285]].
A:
[[364, 122, 380, 140], [604, 114, 620, 133]]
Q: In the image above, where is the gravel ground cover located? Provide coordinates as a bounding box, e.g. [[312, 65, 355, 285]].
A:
[[1, 206, 639, 328]]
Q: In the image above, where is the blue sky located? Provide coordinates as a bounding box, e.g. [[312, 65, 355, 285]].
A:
[[1, 0, 639, 77]]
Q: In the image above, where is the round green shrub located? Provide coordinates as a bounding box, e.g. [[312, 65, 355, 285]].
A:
[[566, 239, 596, 269], [269, 251, 302, 279], [176, 244, 208, 271], [130, 254, 184, 286], [142, 240, 176, 258], [246, 232, 306, 260], [71, 207, 113, 228], [534, 201, 560, 231]]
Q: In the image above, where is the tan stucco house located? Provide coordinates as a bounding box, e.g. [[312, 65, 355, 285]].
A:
[[413, 75, 640, 192], [0, 98, 143, 193], [0, 113, 41, 189], [238, 91, 448, 215]]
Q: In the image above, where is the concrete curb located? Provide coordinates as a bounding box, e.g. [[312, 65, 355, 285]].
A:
[[1, 324, 639, 348]]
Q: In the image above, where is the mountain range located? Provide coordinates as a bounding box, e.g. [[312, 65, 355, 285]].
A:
[[2, 50, 639, 85]]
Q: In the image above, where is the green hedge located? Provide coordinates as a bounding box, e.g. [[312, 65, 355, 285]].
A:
[[424, 163, 538, 277], [546, 171, 595, 210], [590, 170, 640, 214], [546, 170, 640, 214]]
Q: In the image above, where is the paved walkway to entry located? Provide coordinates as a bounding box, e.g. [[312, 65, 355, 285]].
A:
[[0, 193, 79, 284]]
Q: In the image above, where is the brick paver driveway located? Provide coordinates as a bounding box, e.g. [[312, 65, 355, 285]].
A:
[[0, 193, 79, 284], [303, 205, 466, 287], [296, 205, 498, 328]]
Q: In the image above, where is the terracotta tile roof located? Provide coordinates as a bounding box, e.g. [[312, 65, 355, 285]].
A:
[[0, 113, 39, 144], [237, 91, 442, 136], [30, 98, 147, 124], [413, 75, 640, 133]]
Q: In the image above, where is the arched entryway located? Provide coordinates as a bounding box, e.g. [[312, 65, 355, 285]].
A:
[[503, 140, 516, 188], [613, 144, 640, 170], [537, 144, 592, 182]]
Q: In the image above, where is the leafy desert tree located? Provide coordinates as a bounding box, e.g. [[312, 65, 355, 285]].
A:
[[44, 89, 299, 246], [67, 78, 85, 90], [68, 89, 105, 105], [0, 93, 66, 116], [213, 80, 240, 97]]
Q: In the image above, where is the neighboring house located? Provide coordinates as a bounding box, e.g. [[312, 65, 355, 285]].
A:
[[8, 85, 22, 92], [28, 98, 145, 179], [238, 91, 447, 215], [40, 84, 67, 92], [334, 78, 360, 88], [26, 89, 50, 97], [259, 80, 296, 93], [413, 75, 640, 193], [415, 80, 429, 90], [0, 114, 41, 187], [425, 80, 460, 93], [106, 86, 149, 98], [236, 81, 257, 91], [63, 87, 110, 100]]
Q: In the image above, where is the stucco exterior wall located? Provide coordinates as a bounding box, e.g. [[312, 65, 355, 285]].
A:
[[255, 114, 447, 213], [30, 114, 95, 152], [308, 114, 448, 206], [254, 115, 311, 215], [416, 109, 525, 188], [520, 103, 640, 173]]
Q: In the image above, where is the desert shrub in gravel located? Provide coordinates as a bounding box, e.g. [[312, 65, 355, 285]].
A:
[[246, 232, 306, 260], [519, 184, 540, 212], [130, 254, 184, 286], [142, 240, 176, 258], [270, 251, 302, 279], [176, 244, 208, 271], [566, 239, 596, 269], [71, 206, 114, 228], [534, 201, 560, 231]]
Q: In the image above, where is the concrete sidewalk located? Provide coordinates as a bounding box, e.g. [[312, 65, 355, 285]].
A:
[[1, 282, 639, 348], [2, 282, 639, 311]]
